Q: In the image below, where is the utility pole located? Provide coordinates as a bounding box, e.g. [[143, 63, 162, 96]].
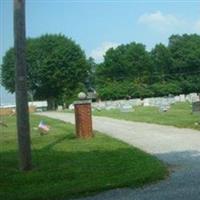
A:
[[14, 0, 32, 171]]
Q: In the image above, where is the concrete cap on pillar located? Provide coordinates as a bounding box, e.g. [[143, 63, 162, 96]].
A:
[[74, 92, 91, 104]]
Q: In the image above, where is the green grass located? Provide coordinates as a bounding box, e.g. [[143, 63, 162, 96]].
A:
[[0, 115, 167, 200], [93, 102, 200, 130]]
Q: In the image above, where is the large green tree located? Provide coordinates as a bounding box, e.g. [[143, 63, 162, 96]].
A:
[[95, 42, 153, 99], [168, 34, 200, 93], [169, 34, 200, 75], [150, 43, 173, 82], [96, 42, 153, 85], [95, 34, 200, 100], [1, 34, 89, 109]]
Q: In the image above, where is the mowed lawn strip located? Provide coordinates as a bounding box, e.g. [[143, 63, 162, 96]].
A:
[[0, 115, 167, 200], [93, 102, 200, 131]]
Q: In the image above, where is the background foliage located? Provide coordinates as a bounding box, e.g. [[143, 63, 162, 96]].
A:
[[96, 34, 200, 100], [1, 34, 89, 109], [1, 33, 200, 105]]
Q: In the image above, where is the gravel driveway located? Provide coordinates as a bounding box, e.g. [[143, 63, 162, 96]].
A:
[[37, 112, 200, 200]]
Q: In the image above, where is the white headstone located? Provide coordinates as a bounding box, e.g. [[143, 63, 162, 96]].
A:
[[174, 96, 180, 102], [69, 104, 74, 110], [105, 105, 116, 110], [57, 105, 63, 111], [180, 94, 186, 102], [143, 99, 150, 107], [120, 104, 133, 112]]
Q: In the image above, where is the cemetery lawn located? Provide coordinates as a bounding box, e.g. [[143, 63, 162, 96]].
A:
[[93, 102, 200, 131], [0, 115, 167, 200]]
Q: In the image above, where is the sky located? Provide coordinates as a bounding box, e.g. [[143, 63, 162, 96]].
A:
[[1, 0, 200, 63], [1, 0, 200, 104]]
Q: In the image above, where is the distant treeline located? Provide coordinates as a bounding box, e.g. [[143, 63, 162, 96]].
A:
[[1, 33, 200, 108], [93, 34, 200, 100]]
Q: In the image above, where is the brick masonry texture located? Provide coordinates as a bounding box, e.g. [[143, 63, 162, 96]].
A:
[[74, 103, 93, 138]]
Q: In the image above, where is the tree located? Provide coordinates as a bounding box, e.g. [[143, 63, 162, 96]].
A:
[[95, 42, 153, 99], [85, 57, 97, 91], [169, 34, 200, 75], [1, 34, 89, 109], [150, 43, 173, 82], [95, 35, 200, 100], [96, 42, 153, 85], [168, 34, 200, 93], [14, 0, 32, 171]]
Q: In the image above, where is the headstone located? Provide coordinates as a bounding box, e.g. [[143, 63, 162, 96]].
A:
[[105, 105, 116, 110], [92, 101, 106, 110], [180, 94, 186, 102], [120, 104, 133, 112], [158, 101, 170, 112], [192, 101, 200, 114], [57, 105, 63, 111], [69, 104, 74, 110], [143, 98, 150, 107], [191, 93, 199, 102], [174, 96, 180, 102], [159, 105, 170, 112], [186, 93, 199, 103]]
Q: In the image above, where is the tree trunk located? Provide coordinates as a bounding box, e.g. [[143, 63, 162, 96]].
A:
[[47, 98, 56, 110], [14, 0, 32, 171]]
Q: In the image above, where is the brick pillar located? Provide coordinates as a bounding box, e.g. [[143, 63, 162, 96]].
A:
[[74, 101, 93, 138]]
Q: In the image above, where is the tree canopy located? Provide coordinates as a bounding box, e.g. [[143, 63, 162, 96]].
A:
[[96, 34, 200, 100], [2, 33, 200, 103], [1, 34, 89, 108], [96, 43, 153, 84]]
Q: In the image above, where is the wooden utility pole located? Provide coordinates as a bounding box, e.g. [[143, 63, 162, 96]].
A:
[[14, 0, 32, 171]]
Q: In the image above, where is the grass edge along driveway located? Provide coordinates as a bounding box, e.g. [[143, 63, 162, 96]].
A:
[[0, 115, 167, 200], [93, 102, 200, 131]]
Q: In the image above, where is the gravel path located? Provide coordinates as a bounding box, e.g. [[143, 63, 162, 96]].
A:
[[37, 112, 200, 200]]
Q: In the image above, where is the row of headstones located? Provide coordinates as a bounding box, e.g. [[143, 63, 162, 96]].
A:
[[91, 93, 200, 112]]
